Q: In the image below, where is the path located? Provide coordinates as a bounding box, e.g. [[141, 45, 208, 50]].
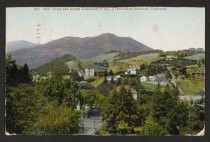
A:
[[81, 116, 102, 135]]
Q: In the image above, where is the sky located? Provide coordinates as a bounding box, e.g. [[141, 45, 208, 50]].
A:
[[6, 7, 205, 51]]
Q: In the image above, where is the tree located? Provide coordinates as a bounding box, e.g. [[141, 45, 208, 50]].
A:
[[166, 102, 189, 135], [142, 115, 167, 136], [101, 86, 139, 134], [151, 84, 176, 125], [80, 90, 105, 107], [30, 102, 81, 134], [6, 84, 44, 134], [6, 55, 32, 86]]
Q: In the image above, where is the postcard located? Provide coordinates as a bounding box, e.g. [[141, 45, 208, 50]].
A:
[[5, 7, 205, 136]]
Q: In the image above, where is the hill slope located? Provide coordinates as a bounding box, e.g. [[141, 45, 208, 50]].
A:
[[31, 54, 76, 75], [8, 33, 153, 68]]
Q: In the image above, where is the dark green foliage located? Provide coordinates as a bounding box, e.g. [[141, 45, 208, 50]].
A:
[[152, 58, 197, 67], [70, 70, 83, 81], [166, 102, 189, 135], [101, 86, 139, 134], [151, 84, 177, 125], [31, 54, 75, 76], [140, 63, 167, 76], [97, 83, 114, 96], [6, 55, 32, 86]]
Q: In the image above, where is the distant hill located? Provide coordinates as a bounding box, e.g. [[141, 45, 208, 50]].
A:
[[31, 54, 75, 75], [186, 48, 204, 53], [6, 40, 40, 52], [7, 33, 153, 68]]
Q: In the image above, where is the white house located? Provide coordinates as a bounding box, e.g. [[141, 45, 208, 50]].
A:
[[166, 55, 177, 61], [85, 64, 106, 77], [140, 76, 148, 82], [106, 76, 113, 82], [126, 68, 137, 75], [148, 76, 156, 82]]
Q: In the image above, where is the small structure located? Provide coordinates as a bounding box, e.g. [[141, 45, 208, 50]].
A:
[[166, 55, 177, 61], [148, 76, 156, 82], [85, 64, 106, 77], [192, 72, 205, 79], [125, 68, 137, 76], [179, 95, 203, 102], [106, 76, 113, 82], [140, 76, 148, 82], [148, 74, 168, 86]]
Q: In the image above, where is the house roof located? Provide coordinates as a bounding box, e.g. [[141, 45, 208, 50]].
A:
[[86, 64, 106, 70]]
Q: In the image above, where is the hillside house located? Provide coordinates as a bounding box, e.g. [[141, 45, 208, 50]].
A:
[[148, 74, 168, 86], [125, 68, 137, 76], [85, 64, 106, 77], [106, 76, 113, 82], [166, 55, 177, 61], [148, 76, 156, 82], [140, 76, 148, 82], [192, 72, 205, 79]]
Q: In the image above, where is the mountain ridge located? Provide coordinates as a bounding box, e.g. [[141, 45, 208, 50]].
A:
[[7, 33, 153, 68]]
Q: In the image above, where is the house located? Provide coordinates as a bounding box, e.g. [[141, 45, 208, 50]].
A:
[[148, 76, 156, 82], [125, 68, 137, 76], [156, 75, 168, 86], [192, 72, 205, 79], [106, 76, 113, 82], [166, 55, 177, 61], [114, 85, 138, 100], [85, 64, 106, 77], [179, 95, 203, 102], [148, 74, 168, 86], [140, 76, 148, 82]]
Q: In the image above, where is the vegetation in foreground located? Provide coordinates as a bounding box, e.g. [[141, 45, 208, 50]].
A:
[[6, 53, 205, 135]]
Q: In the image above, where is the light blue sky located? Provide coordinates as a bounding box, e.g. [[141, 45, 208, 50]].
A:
[[6, 7, 205, 51]]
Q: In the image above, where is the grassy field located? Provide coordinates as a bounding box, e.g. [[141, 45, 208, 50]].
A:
[[90, 77, 105, 88], [186, 65, 205, 75], [117, 53, 163, 65], [82, 52, 119, 62], [184, 53, 205, 60], [108, 61, 130, 73], [176, 79, 205, 95]]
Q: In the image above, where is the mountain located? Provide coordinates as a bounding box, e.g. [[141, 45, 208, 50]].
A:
[[6, 40, 41, 52], [186, 48, 204, 53], [7, 33, 153, 68]]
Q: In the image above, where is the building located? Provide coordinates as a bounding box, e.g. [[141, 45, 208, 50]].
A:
[[148, 74, 168, 86], [166, 55, 177, 61], [148, 76, 156, 82], [125, 68, 137, 76], [85, 64, 106, 77], [140, 76, 148, 82], [179, 95, 203, 102], [106, 76, 113, 82]]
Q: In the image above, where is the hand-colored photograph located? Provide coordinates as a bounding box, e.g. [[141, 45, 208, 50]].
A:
[[5, 7, 205, 136]]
